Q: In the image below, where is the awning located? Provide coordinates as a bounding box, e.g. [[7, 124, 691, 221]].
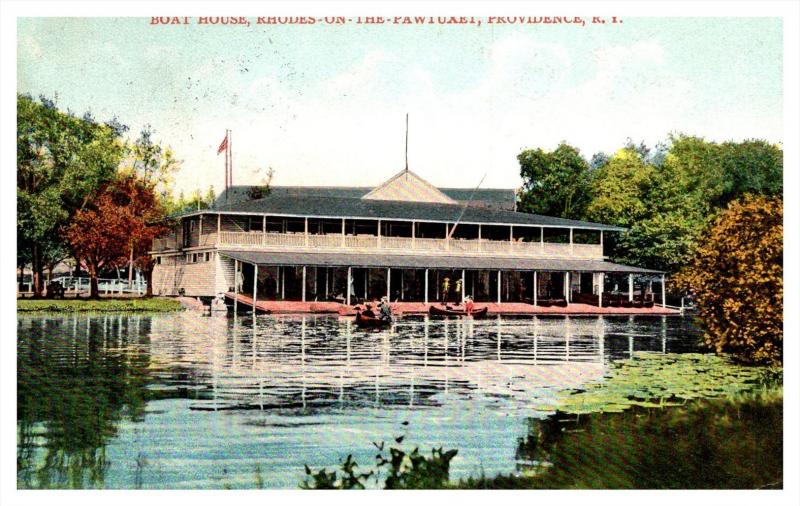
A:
[[218, 250, 661, 274]]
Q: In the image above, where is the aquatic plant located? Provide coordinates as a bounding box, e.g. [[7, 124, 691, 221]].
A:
[[301, 437, 458, 489], [464, 387, 783, 489], [537, 352, 780, 414]]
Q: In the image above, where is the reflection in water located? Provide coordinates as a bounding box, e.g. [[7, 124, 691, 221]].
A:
[[17, 313, 702, 489]]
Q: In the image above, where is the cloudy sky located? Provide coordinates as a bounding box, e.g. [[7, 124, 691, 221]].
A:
[[17, 16, 782, 193]]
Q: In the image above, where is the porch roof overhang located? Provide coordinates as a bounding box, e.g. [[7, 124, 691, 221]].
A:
[[218, 250, 662, 274]]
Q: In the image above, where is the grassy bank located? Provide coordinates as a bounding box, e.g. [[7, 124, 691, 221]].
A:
[[301, 353, 782, 490], [17, 297, 184, 314], [458, 387, 782, 489]]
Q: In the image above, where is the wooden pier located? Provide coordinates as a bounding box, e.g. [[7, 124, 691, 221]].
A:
[[224, 292, 679, 316]]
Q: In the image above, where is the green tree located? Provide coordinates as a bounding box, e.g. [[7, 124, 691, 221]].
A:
[[517, 143, 592, 219], [17, 94, 125, 295], [674, 196, 782, 365]]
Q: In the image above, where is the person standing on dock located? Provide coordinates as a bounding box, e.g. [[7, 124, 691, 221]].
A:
[[235, 267, 244, 294], [442, 276, 450, 304]]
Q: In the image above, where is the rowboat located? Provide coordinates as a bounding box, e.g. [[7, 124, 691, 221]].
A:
[[355, 312, 392, 328], [429, 305, 488, 318]]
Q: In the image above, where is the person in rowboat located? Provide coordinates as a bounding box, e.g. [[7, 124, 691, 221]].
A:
[[378, 296, 393, 321], [465, 295, 475, 315], [362, 303, 376, 318]]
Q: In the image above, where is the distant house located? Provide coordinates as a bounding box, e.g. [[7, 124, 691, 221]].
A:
[[151, 169, 661, 305]]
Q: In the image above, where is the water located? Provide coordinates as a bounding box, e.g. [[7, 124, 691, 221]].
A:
[[17, 312, 704, 489]]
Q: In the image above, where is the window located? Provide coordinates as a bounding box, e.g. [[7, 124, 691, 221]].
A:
[[156, 256, 162, 265], [205, 252, 212, 262], [249, 217, 263, 232]]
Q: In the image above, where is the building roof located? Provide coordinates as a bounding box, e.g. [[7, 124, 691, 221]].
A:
[[219, 250, 661, 273], [215, 185, 517, 211], [203, 193, 623, 231]]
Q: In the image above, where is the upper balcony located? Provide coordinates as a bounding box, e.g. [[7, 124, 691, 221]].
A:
[[153, 214, 605, 260]]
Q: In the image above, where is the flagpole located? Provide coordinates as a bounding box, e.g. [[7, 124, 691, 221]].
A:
[[229, 129, 233, 187], [224, 129, 229, 199]]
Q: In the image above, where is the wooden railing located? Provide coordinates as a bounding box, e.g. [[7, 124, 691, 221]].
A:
[[153, 231, 605, 259]]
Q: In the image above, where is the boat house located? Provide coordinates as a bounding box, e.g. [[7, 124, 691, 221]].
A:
[[150, 169, 665, 309]]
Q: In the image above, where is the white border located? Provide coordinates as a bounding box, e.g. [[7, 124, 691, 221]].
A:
[[2, 2, 798, 506]]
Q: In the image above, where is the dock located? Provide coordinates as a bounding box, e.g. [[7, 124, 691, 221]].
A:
[[224, 292, 679, 316]]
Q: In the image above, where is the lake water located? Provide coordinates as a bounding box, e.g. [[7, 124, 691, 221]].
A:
[[17, 312, 704, 489]]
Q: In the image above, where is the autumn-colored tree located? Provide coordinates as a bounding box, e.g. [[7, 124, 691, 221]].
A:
[[674, 196, 783, 365], [64, 186, 130, 298], [65, 176, 167, 298]]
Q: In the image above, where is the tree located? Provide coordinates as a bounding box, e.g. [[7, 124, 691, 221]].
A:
[[119, 126, 180, 286], [247, 167, 274, 200], [64, 184, 131, 298], [583, 136, 782, 273], [517, 143, 592, 220], [586, 147, 706, 272], [64, 176, 166, 298], [17, 94, 124, 295], [674, 196, 782, 365]]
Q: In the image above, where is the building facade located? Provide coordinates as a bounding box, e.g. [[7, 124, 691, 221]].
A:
[[151, 170, 663, 306]]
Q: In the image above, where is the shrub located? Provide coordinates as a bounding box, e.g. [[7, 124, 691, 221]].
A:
[[675, 195, 782, 365]]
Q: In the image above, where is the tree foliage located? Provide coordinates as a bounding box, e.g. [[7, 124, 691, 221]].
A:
[[674, 196, 783, 365], [17, 94, 125, 294], [517, 143, 592, 220], [518, 135, 783, 274], [65, 177, 167, 298]]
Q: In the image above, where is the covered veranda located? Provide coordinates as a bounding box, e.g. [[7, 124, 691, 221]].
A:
[[219, 251, 667, 311]]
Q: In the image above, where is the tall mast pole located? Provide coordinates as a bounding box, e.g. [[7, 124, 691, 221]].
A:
[[224, 129, 229, 200], [404, 113, 408, 172], [229, 129, 233, 187]]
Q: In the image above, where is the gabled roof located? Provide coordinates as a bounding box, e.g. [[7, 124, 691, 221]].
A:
[[215, 185, 517, 211], [361, 169, 456, 204], [202, 193, 625, 231]]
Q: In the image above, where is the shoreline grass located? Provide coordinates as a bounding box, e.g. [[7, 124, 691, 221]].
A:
[[453, 386, 783, 489], [17, 297, 185, 314]]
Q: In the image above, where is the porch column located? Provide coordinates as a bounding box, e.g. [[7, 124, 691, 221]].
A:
[[569, 228, 574, 256], [302, 265, 307, 302], [598, 272, 604, 307], [564, 272, 570, 302], [253, 264, 258, 313], [445, 223, 450, 251], [347, 266, 352, 305], [304, 218, 309, 247], [387, 267, 391, 300], [233, 259, 239, 313], [461, 269, 466, 303], [533, 271, 538, 306], [216, 214, 221, 246], [497, 270, 502, 304], [280, 267, 285, 300], [661, 274, 666, 308], [477, 224, 482, 252], [341, 218, 346, 247], [377, 219, 382, 249], [424, 269, 429, 304], [600, 230, 604, 256], [508, 226, 513, 253], [411, 221, 416, 249], [628, 274, 634, 302], [199, 215, 203, 243], [540, 227, 545, 252]]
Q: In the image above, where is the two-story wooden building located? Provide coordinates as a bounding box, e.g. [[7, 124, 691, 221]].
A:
[[151, 170, 664, 307]]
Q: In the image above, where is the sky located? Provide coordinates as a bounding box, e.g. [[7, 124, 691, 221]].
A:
[[17, 16, 783, 194]]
